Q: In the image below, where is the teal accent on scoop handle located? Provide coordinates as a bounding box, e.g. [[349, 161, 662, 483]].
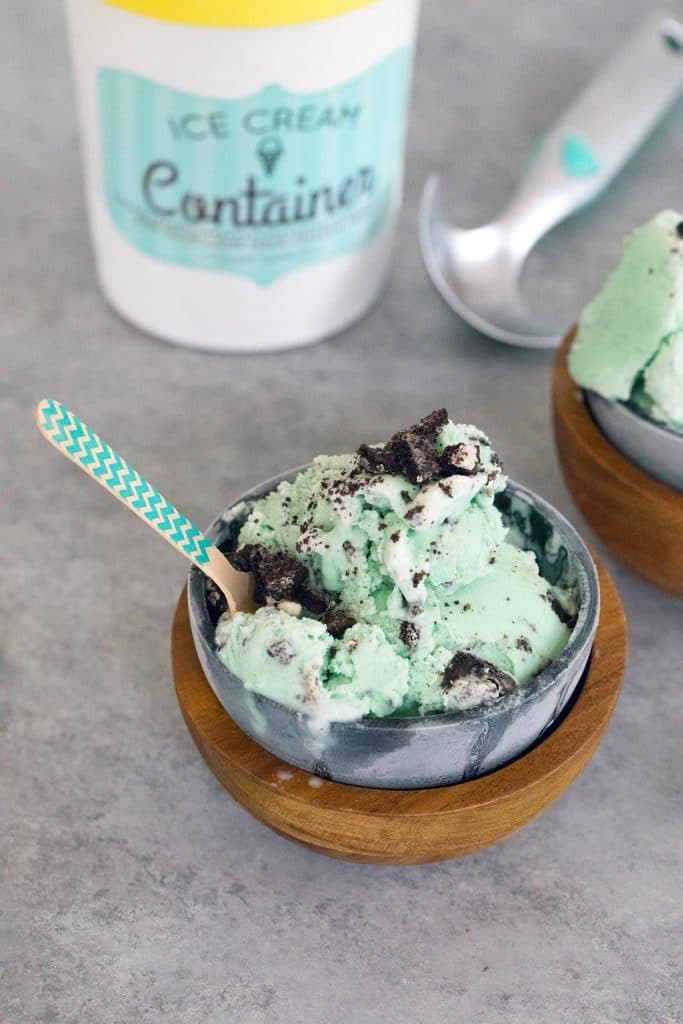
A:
[[35, 398, 253, 614], [500, 13, 683, 252]]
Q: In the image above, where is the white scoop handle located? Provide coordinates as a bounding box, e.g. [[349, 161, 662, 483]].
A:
[[501, 13, 683, 254]]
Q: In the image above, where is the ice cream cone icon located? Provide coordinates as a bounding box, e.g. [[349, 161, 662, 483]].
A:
[[256, 135, 284, 175]]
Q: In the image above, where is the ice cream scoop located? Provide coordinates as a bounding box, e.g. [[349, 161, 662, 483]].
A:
[[420, 13, 683, 348], [35, 398, 255, 613]]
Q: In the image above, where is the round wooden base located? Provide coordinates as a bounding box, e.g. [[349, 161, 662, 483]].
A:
[[553, 327, 683, 598], [172, 558, 626, 865]]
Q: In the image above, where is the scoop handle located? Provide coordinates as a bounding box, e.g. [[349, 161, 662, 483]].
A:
[[35, 398, 253, 615], [501, 13, 683, 252]]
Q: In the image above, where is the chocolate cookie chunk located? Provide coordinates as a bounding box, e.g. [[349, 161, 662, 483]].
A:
[[441, 651, 516, 706], [205, 577, 227, 625], [227, 543, 307, 605], [407, 408, 449, 438], [228, 541, 355, 638], [260, 551, 309, 601], [322, 607, 357, 638], [356, 443, 400, 476], [356, 409, 449, 485], [296, 580, 334, 617], [545, 591, 578, 629], [225, 542, 263, 574], [267, 640, 295, 665], [355, 409, 490, 487], [390, 433, 441, 485], [439, 442, 480, 476], [399, 621, 420, 650]]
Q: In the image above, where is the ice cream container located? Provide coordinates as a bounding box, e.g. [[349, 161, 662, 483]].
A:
[[188, 469, 600, 789], [65, 0, 420, 351]]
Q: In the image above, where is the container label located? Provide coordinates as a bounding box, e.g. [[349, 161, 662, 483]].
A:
[[98, 52, 411, 284]]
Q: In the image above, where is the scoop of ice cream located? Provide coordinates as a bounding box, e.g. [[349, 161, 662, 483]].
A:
[[632, 330, 683, 430], [215, 412, 574, 721], [568, 210, 683, 431], [216, 609, 409, 720]]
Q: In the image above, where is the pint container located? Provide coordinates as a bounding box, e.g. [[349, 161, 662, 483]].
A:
[[65, 0, 421, 351]]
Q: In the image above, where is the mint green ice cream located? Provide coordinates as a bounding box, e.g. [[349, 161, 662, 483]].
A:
[[215, 414, 574, 722], [632, 330, 683, 429], [569, 210, 683, 432]]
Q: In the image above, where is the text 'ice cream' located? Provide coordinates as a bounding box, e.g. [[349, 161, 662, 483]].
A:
[[569, 210, 683, 432], [214, 411, 576, 723]]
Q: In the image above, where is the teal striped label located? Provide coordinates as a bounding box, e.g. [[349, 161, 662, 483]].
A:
[[98, 52, 411, 285]]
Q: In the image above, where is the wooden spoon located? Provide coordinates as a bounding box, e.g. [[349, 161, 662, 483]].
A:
[[35, 398, 254, 614]]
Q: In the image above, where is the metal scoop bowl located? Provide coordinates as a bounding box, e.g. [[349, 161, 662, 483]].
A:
[[420, 13, 683, 349]]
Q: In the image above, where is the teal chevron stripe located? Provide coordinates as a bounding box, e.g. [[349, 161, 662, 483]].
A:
[[131, 477, 150, 509], [99, 449, 124, 482], [150, 499, 174, 533], [118, 465, 139, 501], [167, 512, 189, 545], [194, 533, 213, 562], [40, 398, 58, 432], [143, 490, 164, 519], [82, 430, 106, 469], [40, 400, 213, 566]]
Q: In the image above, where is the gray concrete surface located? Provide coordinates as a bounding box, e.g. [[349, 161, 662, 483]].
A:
[[2, 3, 682, 1022]]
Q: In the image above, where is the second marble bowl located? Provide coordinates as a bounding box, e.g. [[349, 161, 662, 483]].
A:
[[553, 326, 683, 597], [585, 389, 683, 492], [188, 468, 599, 790]]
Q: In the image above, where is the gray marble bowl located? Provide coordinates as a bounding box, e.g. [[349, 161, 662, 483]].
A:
[[188, 469, 600, 789], [585, 390, 683, 492]]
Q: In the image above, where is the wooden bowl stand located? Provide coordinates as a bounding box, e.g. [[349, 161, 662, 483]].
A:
[[171, 556, 626, 865], [553, 327, 683, 598]]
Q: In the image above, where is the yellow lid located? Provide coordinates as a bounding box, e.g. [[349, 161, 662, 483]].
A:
[[101, 0, 378, 27]]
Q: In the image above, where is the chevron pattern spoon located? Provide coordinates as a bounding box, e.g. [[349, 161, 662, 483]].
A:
[[35, 398, 254, 615]]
